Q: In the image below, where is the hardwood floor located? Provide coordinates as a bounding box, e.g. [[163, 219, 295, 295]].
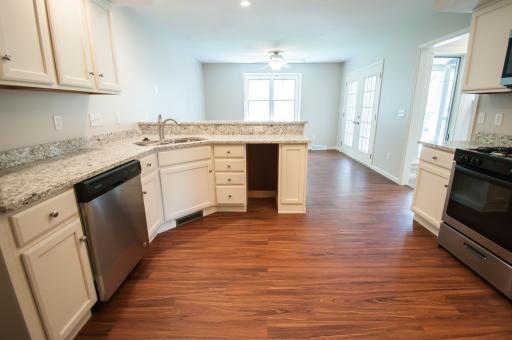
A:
[[78, 151, 512, 339]]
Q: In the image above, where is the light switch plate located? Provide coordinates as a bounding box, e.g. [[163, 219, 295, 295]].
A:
[[89, 113, 103, 127], [53, 115, 63, 131], [477, 112, 486, 125], [494, 113, 504, 126]]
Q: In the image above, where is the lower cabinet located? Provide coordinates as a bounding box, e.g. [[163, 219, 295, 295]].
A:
[[160, 160, 215, 221], [412, 146, 453, 235], [141, 170, 164, 242], [278, 144, 308, 213], [21, 218, 97, 340]]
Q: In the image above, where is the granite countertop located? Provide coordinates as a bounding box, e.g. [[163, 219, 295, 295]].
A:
[[419, 140, 486, 153], [0, 134, 310, 213]]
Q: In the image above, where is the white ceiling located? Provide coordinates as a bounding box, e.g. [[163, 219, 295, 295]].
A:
[[127, 0, 469, 63]]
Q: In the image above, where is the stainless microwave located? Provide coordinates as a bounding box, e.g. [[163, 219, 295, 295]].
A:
[[502, 31, 512, 87]]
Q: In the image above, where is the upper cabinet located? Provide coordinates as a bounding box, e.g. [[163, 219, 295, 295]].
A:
[[85, 0, 121, 92], [0, 0, 121, 94], [46, 0, 95, 89], [463, 0, 512, 93], [0, 0, 56, 84]]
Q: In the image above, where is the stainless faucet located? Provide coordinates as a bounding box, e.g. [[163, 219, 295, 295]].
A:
[[157, 114, 179, 140]]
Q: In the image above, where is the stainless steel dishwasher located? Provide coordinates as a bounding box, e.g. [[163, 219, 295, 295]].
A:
[[75, 160, 149, 301]]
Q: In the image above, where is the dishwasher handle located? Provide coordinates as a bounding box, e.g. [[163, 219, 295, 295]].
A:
[[75, 160, 142, 203]]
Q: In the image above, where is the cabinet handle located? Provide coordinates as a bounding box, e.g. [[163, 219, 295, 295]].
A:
[[49, 210, 59, 218], [1, 54, 12, 61], [98, 73, 104, 78], [79, 235, 87, 242], [142, 191, 148, 195]]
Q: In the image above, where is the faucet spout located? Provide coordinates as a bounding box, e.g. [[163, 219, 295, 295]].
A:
[[157, 114, 179, 140]]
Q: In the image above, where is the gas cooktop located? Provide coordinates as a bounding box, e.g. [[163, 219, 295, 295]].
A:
[[455, 147, 512, 179], [471, 147, 512, 159]]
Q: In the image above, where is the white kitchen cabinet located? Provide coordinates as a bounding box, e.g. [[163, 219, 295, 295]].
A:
[[45, 0, 96, 89], [0, 0, 56, 84], [141, 170, 164, 242], [463, 0, 512, 93], [278, 144, 308, 214], [85, 0, 121, 91], [21, 218, 97, 340], [160, 160, 215, 221], [412, 146, 453, 235]]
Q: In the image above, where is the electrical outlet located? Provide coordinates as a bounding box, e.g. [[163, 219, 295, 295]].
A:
[[398, 109, 406, 117], [89, 113, 103, 127], [477, 112, 486, 125], [116, 112, 121, 125], [494, 113, 504, 126], [53, 115, 63, 131]]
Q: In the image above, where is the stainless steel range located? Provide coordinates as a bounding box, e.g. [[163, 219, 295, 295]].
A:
[[439, 147, 512, 299]]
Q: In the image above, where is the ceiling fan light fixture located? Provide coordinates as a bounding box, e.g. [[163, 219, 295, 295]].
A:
[[268, 52, 286, 71]]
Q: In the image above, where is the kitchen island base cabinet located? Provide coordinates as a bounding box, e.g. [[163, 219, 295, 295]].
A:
[[278, 144, 308, 214], [160, 159, 215, 222]]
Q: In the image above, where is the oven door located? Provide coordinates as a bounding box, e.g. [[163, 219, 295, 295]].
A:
[[443, 164, 512, 264]]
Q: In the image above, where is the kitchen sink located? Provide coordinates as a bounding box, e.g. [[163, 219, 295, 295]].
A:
[[134, 137, 206, 146]]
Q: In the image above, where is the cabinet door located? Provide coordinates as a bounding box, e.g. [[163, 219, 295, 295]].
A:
[[463, 0, 512, 93], [22, 218, 97, 340], [85, 0, 121, 91], [141, 171, 164, 242], [412, 163, 451, 229], [0, 0, 55, 84], [46, 0, 95, 89], [160, 160, 214, 221], [279, 144, 307, 206]]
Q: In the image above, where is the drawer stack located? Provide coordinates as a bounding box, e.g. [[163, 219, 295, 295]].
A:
[[213, 145, 247, 209]]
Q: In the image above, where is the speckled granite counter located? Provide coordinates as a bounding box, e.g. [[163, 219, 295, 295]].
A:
[[419, 140, 484, 153], [0, 134, 309, 213]]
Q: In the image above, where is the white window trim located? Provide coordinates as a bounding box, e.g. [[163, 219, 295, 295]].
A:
[[243, 73, 302, 122]]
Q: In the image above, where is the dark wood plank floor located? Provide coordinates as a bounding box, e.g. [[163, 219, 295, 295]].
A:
[[78, 151, 512, 339]]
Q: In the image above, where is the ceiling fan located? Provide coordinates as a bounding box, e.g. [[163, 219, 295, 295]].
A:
[[261, 51, 306, 71]]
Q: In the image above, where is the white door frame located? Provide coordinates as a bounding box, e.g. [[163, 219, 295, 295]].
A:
[[340, 60, 384, 167]]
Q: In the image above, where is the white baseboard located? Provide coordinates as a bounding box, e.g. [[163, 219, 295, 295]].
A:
[[371, 165, 400, 184]]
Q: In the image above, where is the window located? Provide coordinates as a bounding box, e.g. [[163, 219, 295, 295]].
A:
[[243, 73, 301, 122]]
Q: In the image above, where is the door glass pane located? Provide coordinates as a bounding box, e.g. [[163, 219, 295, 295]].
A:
[[273, 80, 296, 100], [248, 80, 270, 100], [358, 75, 377, 154], [420, 57, 460, 144], [344, 80, 358, 147], [273, 101, 295, 121], [247, 101, 270, 121]]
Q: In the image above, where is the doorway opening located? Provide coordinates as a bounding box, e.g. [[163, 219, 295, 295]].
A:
[[246, 144, 279, 210], [402, 32, 477, 187]]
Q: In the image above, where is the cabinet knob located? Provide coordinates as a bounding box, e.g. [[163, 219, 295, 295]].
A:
[[227, 165, 231, 168], [228, 195, 232, 198], [147, 163, 152, 167], [1, 54, 12, 61], [98, 73, 104, 78], [142, 191, 148, 195], [89, 71, 95, 76], [228, 178, 232, 182], [227, 151, 231, 154], [209, 170, 213, 173], [432, 156, 438, 160], [79, 235, 87, 242], [49, 210, 59, 218], [444, 184, 448, 188]]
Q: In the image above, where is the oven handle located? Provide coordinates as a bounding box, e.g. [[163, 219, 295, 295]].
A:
[[454, 164, 512, 189]]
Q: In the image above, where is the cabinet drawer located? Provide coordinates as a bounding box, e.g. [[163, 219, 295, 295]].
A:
[[140, 153, 158, 175], [420, 146, 454, 170], [10, 190, 79, 247], [215, 173, 246, 185], [214, 159, 245, 172], [159, 146, 211, 167], [214, 145, 245, 158], [216, 186, 246, 205]]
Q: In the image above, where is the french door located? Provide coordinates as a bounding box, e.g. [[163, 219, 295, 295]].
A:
[[341, 61, 383, 166]]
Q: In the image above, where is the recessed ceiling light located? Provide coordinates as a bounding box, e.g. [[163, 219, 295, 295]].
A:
[[240, 1, 251, 7]]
